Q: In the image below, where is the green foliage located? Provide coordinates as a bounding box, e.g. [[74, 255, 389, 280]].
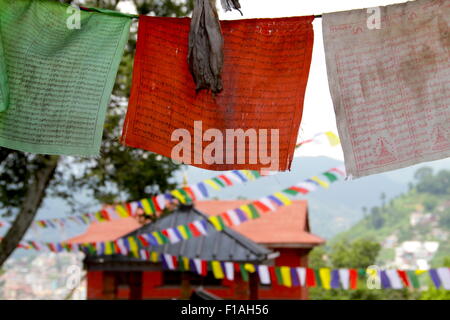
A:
[[370, 207, 385, 229], [308, 246, 329, 269], [420, 287, 450, 300], [423, 197, 438, 212], [439, 208, 450, 229], [329, 238, 381, 269], [415, 167, 450, 196]]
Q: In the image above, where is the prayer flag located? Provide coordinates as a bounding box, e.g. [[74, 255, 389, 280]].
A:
[[324, 131, 340, 146], [407, 270, 420, 289], [121, 16, 314, 171], [306, 268, 316, 288], [280, 266, 292, 287], [258, 265, 271, 285], [224, 262, 234, 281], [429, 269, 442, 288], [240, 263, 249, 282], [386, 269, 403, 289], [349, 269, 358, 290], [437, 268, 450, 290], [323, 0, 450, 178], [296, 267, 306, 287], [211, 261, 225, 279], [0, 0, 131, 155]]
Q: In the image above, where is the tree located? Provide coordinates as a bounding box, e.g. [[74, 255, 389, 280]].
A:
[[0, 0, 194, 267], [423, 197, 438, 212], [380, 192, 386, 210], [439, 209, 450, 229], [370, 207, 385, 230], [414, 167, 433, 182], [362, 206, 367, 218], [414, 167, 450, 196], [308, 246, 330, 269], [329, 238, 381, 269]]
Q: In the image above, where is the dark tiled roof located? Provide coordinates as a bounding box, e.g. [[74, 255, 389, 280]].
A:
[[87, 204, 276, 264]]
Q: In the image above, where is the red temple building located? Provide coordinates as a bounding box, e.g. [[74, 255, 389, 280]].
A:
[[68, 200, 324, 300]]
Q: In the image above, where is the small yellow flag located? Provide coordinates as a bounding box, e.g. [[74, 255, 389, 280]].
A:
[[244, 263, 256, 273], [325, 131, 340, 146], [319, 268, 332, 290], [211, 261, 225, 279], [280, 266, 292, 287]]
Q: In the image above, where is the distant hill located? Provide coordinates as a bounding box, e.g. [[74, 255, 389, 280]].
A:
[[331, 168, 450, 266]]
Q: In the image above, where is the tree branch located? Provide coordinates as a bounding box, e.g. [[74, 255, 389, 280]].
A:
[[0, 156, 59, 267]]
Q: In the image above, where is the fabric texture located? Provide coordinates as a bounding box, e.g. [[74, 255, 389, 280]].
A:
[[0, 25, 8, 112], [0, 0, 131, 155], [122, 16, 314, 171], [323, 0, 450, 178]]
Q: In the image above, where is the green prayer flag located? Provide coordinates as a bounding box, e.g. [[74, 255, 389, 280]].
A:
[[217, 215, 226, 230], [250, 170, 261, 178], [323, 172, 338, 183], [407, 270, 420, 289], [212, 177, 225, 188], [240, 264, 249, 282], [184, 225, 193, 239], [358, 268, 366, 279], [247, 203, 261, 219], [148, 198, 156, 213], [178, 189, 192, 203], [314, 269, 322, 288], [282, 188, 299, 196], [0, 0, 131, 155], [275, 267, 283, 285]]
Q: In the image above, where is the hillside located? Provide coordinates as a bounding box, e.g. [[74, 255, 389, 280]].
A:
[[332, 167, 450, 267]]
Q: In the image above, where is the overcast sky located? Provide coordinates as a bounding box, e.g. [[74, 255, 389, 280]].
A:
[[119, 0, 410, 160]]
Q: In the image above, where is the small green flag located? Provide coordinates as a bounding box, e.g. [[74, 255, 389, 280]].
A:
[[314, 269, 322, 288], [282, 188, 299, 196], [275, 267, 284, 286], [240, 264, 249, 282], [247, 203, 261, 219], [212, 177, 226, 188], [407, 270, 420, 289], [323, 172, 338, 183]]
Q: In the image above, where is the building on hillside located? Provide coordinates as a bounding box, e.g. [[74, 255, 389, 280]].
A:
[[68, 200, 324, 300], [394, 241, 440, 270]]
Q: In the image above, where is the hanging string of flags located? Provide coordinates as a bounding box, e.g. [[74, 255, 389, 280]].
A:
[[0, 169, 262, 230], [9, 237, 450, 291], [295, 131, 340, 149], [0, 132, 339, 231], [10, 166, 345, 252], [153, 253, 450, 291]]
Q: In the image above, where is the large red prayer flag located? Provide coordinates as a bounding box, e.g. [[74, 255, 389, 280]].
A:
[[122, 16, 314, 171]]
